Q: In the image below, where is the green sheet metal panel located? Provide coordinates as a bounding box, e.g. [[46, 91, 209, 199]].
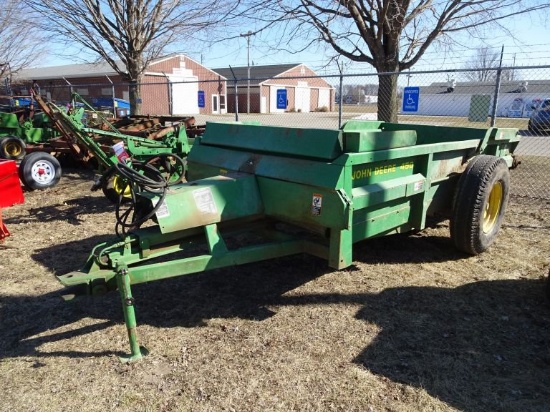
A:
[[349, 156, 417, 188], [0, 112, 19, 129], [25, 128, 46, 143], [340, 120, 384, 131], [201, 122, 343, 161], [426, 149, 470, 183], [257, 177, 350, 230], [344, 130, 417, 152], [382, 122, 487, 145], [334, 139, 480, 166], [352, 199, 413, 241], [141, 173, 264, 234], [352, 173, 426, 210], [187, 143, 345, 189]]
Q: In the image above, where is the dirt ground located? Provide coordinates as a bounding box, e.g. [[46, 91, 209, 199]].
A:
[[1, 163, 549, 412]]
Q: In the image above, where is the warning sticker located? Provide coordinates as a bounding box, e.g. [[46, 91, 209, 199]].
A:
[[312, 193, 323, 216], [153, 198, 170, 218], [193, 187, 218, 214]]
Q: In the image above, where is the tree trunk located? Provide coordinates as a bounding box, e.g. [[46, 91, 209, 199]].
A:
[[377, 72, 399, 123], [128, 80, 142, 116]]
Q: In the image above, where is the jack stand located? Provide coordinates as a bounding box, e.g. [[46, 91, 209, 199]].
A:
[[116, 262, 148, 362]]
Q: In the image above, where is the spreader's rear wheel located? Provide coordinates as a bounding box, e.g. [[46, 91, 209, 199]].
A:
[[450, 155, 510, 255], [19, 152, 62, 190]]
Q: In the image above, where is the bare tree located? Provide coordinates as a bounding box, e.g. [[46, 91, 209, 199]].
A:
[[245, 1, 549, 122], [463, 47, 514, 83], [0, 1, 47, 93], [24, 0, 241, 114]]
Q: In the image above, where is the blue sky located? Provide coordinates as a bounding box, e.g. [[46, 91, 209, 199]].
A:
[[41, 9, 550, 76]]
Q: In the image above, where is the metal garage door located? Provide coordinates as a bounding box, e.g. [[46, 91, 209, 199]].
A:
[[170, 75, 199, 115], [318, 89, 330, 108], [295, 82, 310, 113]]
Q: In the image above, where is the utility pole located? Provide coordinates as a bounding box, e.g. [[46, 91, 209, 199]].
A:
[[490, 45, 504, 127], [240, 30, 254, 114]]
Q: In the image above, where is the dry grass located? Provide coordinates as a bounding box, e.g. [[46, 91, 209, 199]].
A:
[[1, 164, 549, 412]]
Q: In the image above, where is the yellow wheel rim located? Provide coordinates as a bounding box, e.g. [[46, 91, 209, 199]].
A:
[[113, 175, 132, 198], [5, 141, 22, 157], [482, 181, 503, 233]]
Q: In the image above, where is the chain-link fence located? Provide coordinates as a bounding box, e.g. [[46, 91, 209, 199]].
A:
[[10, 65, 550, 199]]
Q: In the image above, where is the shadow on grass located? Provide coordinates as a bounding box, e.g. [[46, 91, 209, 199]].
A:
[[6, 230, 547, 409], [1, 252, 329, 360], [3, 263, 549, 410], [279, 278, 550, 411], [0, 290, 124, 359], [4, 195, 114, 225], [31, 234, 115, 275], [356, 279, 550, 411]]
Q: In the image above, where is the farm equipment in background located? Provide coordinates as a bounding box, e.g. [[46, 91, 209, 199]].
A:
[[31, 93, 203, 199], [0, 92, 204, 192], [57, 120, 521, 361], [0, 159, 24, 241], [0, 96, 60, 159], [0, 96, 66, 190]]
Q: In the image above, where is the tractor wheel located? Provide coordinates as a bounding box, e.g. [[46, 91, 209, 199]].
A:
[[0, 136, 26, 160], [102, 174, 132, 204], [19, 152, 62, 190], [450, 155, 510, 255], [145, 153, 187, 185]]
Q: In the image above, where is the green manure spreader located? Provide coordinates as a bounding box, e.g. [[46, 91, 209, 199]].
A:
[[58, 120, 520, 361]]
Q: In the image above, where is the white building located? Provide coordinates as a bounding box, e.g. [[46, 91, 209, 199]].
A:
[[403, 80, 550, 118]]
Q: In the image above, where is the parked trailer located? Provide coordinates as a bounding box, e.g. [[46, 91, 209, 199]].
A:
[[58, 120, 520, 361]]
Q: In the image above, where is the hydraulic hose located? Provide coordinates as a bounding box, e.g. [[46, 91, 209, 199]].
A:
[[109, 160, 168, 237]]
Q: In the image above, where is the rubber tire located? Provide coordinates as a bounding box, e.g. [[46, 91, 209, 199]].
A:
[[450, 155, 510, 255], [19, 152, 62, 190], [0, 136, 26, 160], [102, 174, 131, 204]]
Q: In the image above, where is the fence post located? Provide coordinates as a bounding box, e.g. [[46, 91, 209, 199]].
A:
[[106, 75, 115, 117], [338, 63, 344, 129], [229, 66, 239, 122], [490, 46, 504, 127], [162, 72, 173, 116], [63, 77, 73, 104]]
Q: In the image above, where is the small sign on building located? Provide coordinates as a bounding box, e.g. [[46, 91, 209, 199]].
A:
[[198, 91, 205, 108], [276, 89, 287, 110]]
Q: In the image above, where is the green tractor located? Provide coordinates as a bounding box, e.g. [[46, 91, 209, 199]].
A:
[[0, 103, 62, 190]]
